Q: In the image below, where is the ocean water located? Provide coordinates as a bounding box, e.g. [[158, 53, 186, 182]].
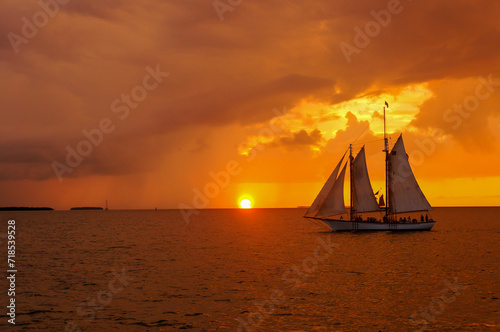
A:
[[0, 207, 498, 331]]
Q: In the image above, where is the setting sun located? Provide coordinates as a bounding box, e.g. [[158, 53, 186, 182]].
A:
[[239, 199, 252, 209]]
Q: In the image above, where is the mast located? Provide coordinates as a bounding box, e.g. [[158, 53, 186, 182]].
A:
[[383, 103, 389, 220], [349, 144, 354, 221]]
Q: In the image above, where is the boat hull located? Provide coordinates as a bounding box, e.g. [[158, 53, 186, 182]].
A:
[[321, 219, 436, 231]]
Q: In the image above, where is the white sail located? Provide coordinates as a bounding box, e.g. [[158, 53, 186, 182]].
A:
[[305, 153, 345, 217], [316, 162, 347, 217], [388, 134, 432, 214], [352, 146, 381, 213]]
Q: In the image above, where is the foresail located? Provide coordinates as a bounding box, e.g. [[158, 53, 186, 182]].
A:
[[388, 135, 432, 214], [316, 163, 347, 217], [352, 146, 381, 213], [305, 152, 346, 217]]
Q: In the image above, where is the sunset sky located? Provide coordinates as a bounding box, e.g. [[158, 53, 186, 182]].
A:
[[1, 0, 499, 210]]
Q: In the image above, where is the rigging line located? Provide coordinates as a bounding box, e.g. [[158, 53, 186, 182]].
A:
[[351, 138, 385, 147], [428, 210, 435, 221], [306, 217, 331, 231], [352, 122, 370, 144], [351, 107, 384, 145]]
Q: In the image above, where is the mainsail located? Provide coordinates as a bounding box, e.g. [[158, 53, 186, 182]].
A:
[[388, 135, 432, 214], [305, 153, 345, 217], [316, 163, 347, 217], [352, 146, 381, 213]]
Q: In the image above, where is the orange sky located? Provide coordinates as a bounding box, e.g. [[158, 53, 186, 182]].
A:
[[1, 0, 499, 210]]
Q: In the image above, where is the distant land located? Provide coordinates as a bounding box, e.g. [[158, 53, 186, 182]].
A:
[[70, 207, 103, 211], [0, 207, 54, 211]]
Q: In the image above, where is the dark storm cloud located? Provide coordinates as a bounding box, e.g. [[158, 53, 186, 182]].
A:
[[261, 129, 324, 150], [0, 0, 499, 182]]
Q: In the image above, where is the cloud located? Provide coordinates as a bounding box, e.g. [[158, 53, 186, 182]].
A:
[[410, 76, 500, 150], [254, 128, 324, 151], [0, 0, 499, 207], [372, 111, 384, 120], [278, 129, 323, 147]]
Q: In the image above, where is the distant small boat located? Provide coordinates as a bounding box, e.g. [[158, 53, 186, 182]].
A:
[[105, 200, 109, 211], [304, 103, 436, 231], [70, 207, 103, 211]]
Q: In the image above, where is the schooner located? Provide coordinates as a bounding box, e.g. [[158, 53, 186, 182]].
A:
[[304, 103, 436, 231]]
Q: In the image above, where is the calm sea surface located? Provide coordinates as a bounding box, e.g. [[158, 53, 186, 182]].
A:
[[0, 207, 498, 331]]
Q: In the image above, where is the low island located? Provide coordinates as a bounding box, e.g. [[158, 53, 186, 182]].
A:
[[0, 207, 54, 211]]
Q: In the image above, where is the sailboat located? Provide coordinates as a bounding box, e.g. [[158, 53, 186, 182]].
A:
[[304, 104, 436, 231]]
